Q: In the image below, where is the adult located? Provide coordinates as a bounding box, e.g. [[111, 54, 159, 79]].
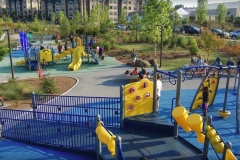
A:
[[156, 73, 162, 114], [226, 57, 235, 74], [64, 42, 68, 51], [40, 42, 44, 50], [70, 35, 74, 48], [131, 49, 137, 67]]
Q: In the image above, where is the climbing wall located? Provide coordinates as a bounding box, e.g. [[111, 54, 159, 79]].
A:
[[124, 78, 154, 117], [191, 75, 220, 110]]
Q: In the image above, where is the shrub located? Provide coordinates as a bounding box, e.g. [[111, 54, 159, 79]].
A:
[[139, 35, 145, 42], [123, 37, 129, 43], [103, 41, 111, 51], [171, 37, 179, 47], [197, 38, 205, 48], [128, 36, 134, 42], [189, 44, 199, 55], [179, 37, 188, 47], [188, 38, 198, 46], [41, 77, 59, 94]]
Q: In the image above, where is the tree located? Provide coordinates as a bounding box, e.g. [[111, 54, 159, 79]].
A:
[[171, 11, 181, 35], [182, 17, 189, 24], [174, 4, 184, 10], [130, 13, 142, 40], [118, 8, 128, 24], [82, 10, 89, 25], [201, 29, 226, 61], [60, 15, 71, 41], [142, 0, 173, 44], [51, 12, 56, 23], [70, 11, 81, 33], [216, 4, 228, 24], [58, 11, 65, 24], [0, 34, 9, 62], [196, 0, 208, 24]]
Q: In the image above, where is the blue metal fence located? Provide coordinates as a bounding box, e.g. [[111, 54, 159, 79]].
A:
[[0, 109, 96, 151], [32, 94, 121, 127]]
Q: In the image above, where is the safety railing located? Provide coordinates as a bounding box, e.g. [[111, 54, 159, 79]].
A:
[[203, 116, 237, 160], [95, 114, 124, 160], [31, 93, 121, 127], [156, 70, 177, 85], [0, 109, 96, 151]]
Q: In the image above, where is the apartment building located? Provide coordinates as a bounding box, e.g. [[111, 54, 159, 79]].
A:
[[2, 0, 146, 22], [0, 0, 6, 16]]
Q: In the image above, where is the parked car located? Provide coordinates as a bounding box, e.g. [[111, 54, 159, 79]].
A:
[[211, 28, 229, 37], [229, 30, 240, 39], [117, 24, 128, 30], [182, 25, 200, 34]]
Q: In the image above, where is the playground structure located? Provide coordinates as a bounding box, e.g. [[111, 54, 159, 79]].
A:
[[15, 33, 99, 71], [2, 57, 240, 159]]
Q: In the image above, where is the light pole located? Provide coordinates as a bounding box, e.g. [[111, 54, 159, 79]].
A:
[[156, 24, 164, 68], [4, 29, 14, 79]]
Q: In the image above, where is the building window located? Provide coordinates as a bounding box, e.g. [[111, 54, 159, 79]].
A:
[[110, 12, 113, 15], [129, 1, 131, 4], [114, 6, 117, 9], [110, 6, 112, 9], [128, 7, 131, 10], [134, 7, 136, 10], [114, 0, 117, 3], [114, 18, 117, 21], [110, 0, 112, 3], [114, 12, 117, 15]]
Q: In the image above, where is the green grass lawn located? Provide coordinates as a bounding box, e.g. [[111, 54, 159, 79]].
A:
[[117, 42, 231, 71], [117, 43, 155, 53]]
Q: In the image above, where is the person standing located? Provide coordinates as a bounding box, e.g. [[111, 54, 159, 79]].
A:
[[64, 42, 68, 51], [57, 43, 62, 54], [156, 73, 162, 114], [201, 84, 210, 117], [70, 35, 74, 48], [131, 49, 137, 67]]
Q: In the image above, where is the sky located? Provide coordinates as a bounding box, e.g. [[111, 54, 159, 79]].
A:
[[171, 0, 239, 7]]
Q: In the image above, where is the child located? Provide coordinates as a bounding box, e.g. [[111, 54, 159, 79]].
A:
[[201, 85, 209, 117], [156, 73, 162, 114], [57, 43, 62, 54], [130, 68, 138, 75], [41, 59, 47, 71], [64, 42, 68, 51]]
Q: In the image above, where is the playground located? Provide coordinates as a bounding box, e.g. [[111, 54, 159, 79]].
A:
[[1, 33, 240, 159]]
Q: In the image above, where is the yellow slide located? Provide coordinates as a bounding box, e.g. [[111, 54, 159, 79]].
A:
[[16, 60, 25, 65], [191, 75, 219, 110], [68, 46, 87, 71], [53, 48, 75, 61]]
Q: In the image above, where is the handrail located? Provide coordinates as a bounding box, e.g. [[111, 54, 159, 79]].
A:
[[171, 98, 176, 123]]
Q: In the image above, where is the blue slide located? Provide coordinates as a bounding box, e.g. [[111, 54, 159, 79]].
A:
[[89, 50, 99, 65]]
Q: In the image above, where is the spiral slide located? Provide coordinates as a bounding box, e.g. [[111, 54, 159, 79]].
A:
[[191, 75, 220, 110], [68, 46, 87, 71]]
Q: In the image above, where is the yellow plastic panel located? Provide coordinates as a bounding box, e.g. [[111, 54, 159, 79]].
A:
[[39, 49, 52, 62], [124, 78, 153, 117], [192, 75, 219, 110]]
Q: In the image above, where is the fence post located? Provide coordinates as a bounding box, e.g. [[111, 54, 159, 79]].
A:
[[31, 92, 36, 119], [222, 141, 232, 160], [120, 85, 124, 128], [115, 136, 122, 160], [203, 116, 212, 158], [95, 114, 101, 160], [173, 71, 182, 137], [153, 63, 157, 113]]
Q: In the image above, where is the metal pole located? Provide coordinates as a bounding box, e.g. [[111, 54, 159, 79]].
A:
[[223, 66, 231, 112], [222, 141, 232, 160], [95, 114, 101, 160], [160, 25, 163, 68], [236, 73, 240, 133], [120, 85, 124, 128], [173, 71, 182, 137], [203, 116, 212, 157], [31, 92, 36, 119], [153, 63, 157, 113], [7, 29, 14, 79], [115, 136, 122, 160]]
